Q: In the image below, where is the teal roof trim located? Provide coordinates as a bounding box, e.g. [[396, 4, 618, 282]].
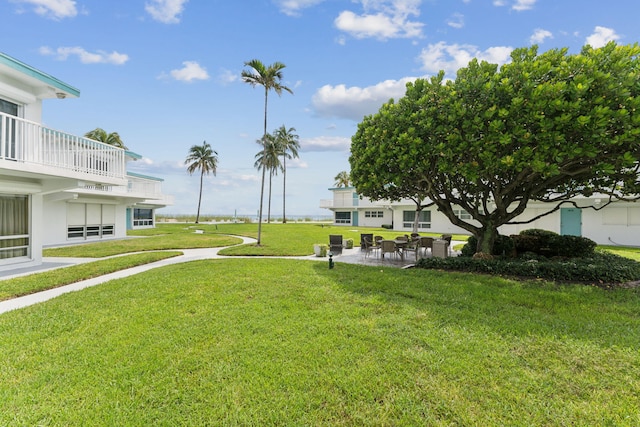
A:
[[0, 52, 80, 97], [125, 150, 143, 160], [127, 171, 164, 182], [328, 186, 356, 191]]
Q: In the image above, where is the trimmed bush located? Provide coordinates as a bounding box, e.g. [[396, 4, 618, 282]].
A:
[[548, 235, 597, 258], [345, 238, 354, 249], [460, 234, 514, 257], [415, 251, 640, 285]]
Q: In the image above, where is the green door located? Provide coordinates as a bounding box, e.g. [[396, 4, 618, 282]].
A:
[[560, 208, 582, 236], [352, 211, 359, 226]]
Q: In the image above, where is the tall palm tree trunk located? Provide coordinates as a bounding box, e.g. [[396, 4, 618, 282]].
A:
[[282, 157, 287, 223], [256, 89, 269, 245], [267, 172, 273, 223], [196, 170, 204, 224]]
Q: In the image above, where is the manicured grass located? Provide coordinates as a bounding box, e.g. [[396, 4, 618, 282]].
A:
[[0, 251, 181, 301], [599, 245, 640, 262], [43, 232, 240, 257], [0, 259, 638, 425]]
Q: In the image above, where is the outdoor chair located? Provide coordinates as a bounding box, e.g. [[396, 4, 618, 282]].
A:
[[419, 236, 434, 256], [362, 237, 380, 258], [403, 239, 420, 261], [440, 234, 453, 245], [360, 233, 374, 250], [374, 235, 383, 245], [380, 240, 398, 260], [329, 234, 343, 254]]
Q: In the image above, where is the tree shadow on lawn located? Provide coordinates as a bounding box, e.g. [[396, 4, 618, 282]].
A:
[[310, 261, 640, 350]]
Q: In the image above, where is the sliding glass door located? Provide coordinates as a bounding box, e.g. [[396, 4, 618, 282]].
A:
[[0, 194, 30, 260], [0, 98, 18, 159]]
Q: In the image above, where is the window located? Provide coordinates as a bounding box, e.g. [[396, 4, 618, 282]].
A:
[[1, 98, 19, 160], [335, 211, 351, 224], [67, 203, 115, 239], [453, 209, 472, 220], [0, 194, 29, 260], [133, 208, 154, 227], [402, 210, 431, 229], [364, 211, 384, 218]]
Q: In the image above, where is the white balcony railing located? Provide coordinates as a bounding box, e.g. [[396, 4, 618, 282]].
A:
[[0, 112, 126, 180], [81, 174, 173, 206]]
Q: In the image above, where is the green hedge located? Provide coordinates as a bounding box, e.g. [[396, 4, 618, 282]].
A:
[[415, 251, 640, 285]]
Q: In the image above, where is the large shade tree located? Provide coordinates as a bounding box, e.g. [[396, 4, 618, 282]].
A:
[[185, 141, 218, 224], [242, 59, 293, 244], [274, 125, 300, 223], [254, 134, 283, 223], [350, 42, 640, 254], [84, 128, 127, 149]]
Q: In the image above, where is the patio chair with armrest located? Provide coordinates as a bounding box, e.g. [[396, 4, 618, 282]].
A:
[[329, 234, 343, 254], [380, 240, 398, 260], [403, 239, 420, 261], [362, 237, 380, 258], [419, 236, 434, 257]]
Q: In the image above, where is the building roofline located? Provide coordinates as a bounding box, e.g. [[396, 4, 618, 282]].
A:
[[0, 52, 80, 98], [127, 171, 164, 182]]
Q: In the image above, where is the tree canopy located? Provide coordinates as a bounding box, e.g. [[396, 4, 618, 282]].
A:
[[84, 128, 127, 149], [350, 42, 640, 254]]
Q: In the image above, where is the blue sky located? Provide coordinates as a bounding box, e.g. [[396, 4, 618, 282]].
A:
[[2, 0, 638, 217]]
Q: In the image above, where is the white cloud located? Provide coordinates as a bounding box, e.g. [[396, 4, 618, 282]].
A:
[[512, 0, 536, 11], [145, 0, 188, 24], [529, 28, 552, 45], [335, 0, 424, 40], [39, 46, 129, 65], [301, 136, 352, 152], [586, 26, 620, 48], [418, 41, 513, 76], [169, 61, 209, 82], [274, 0, 325, 16], [217, 68, 238, 85], [311, 77, 416, 121], [493, 0, 536, 10], [447, 13, 464, 29], [13, 0, 77, 20]]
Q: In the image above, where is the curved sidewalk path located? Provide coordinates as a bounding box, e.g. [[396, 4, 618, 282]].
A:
[[0, 236, 460, 315]]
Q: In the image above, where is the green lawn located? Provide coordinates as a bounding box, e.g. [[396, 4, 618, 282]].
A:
[[0, 251, 182, 301], [0, 259, 638, 425]]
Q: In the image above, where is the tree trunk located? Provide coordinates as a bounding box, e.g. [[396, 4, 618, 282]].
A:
[[282, 156, 287, 224], [476, 226, 498, 255], [267, 171, 272, 223], [195, 170, 204, 224], [256, 89, 269, 245]]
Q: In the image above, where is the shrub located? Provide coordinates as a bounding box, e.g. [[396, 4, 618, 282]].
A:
[[415, 251, 640, 286], [345, 238, 354, 249], [548, 235, 597, 258], [381, 224, 393, 229], [460, 234, 514, 258]]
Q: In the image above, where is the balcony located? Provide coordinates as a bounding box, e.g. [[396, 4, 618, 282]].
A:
[[0, 112, 126, 184], [79, 173, 174, 206]]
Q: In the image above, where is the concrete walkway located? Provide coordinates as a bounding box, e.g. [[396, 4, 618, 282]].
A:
[[0, 237, 460, 315]]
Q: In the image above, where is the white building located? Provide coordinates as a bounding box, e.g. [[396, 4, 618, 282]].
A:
[[321, 187, 640, 246], [1, 52, 173, 271]]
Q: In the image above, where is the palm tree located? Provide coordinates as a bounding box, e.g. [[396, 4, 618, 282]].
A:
[[242, 59, 293, 244], [84, 128, 127, 149], [274, 125, 300, 224], [254, 134, 283, 223], [334, 171, 350, 188], [185, 141, 218, 224]]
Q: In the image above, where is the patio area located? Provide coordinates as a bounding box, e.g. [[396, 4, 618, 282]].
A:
[[326, 241, 462, 268]]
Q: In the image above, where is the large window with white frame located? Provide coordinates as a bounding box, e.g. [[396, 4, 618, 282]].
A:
[[133, 208, 154, 227], [453, 209, 472, 220], [364, 210, 384, 218], [0, 98, 19, 160], [402, 210, 431, 229], [0, 194, 30, 261], [67, 203, 115, 240], [335, 211, 351, 224]]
